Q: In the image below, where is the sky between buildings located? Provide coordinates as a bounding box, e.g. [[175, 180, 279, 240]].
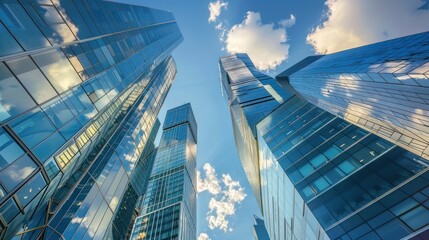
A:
[[115, 0, 429, 239]]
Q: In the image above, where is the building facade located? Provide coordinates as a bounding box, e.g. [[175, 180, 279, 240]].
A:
[[253, 215, 271, 240], [130, 103, 197, 240], [283, 32, 429, 160], [0, 1, 182, 239], [220, 53, 429, 240]]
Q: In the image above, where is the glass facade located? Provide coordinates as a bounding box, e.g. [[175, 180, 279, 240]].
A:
[[253, 216, 270, 240], [130, 103, 197, 240], [0, 1, 182, 239], [221, 53, 429, 240], [282, 32, 429, 160], [219, 54, 291, 209]]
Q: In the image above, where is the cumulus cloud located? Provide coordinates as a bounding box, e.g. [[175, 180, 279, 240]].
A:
[[225, 12, 295, 71], [307, 0, 429, 54], [208, 0, 228, 22], [197, 163, 221, 195], [198, 164, 247, 232], [198, 233, 211, 240]]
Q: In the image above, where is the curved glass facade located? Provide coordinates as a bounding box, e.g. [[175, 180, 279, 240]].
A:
[[0, 1, 182, 239]]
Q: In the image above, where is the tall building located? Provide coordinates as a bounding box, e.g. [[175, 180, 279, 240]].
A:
[[253, 215, 270, 240], [220, 53, 429, 240], [130, 103, 197, 240], [0, 1, 182, 239], [219, 54, 290, 209], [283, 32, 429, 160]]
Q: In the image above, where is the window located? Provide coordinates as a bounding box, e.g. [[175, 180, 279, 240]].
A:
[[32, 49, 81, 93], [15, 172, 46, 207], [6, 56, 57, 104], [0, 129, 25, 171], [0, 2, 50, 51], [42, 97, 74, 128], [0, 22, 22, 56], [0, 154, 37, 190], [11, 108, 57, 148], [0, 63, 37, 121], [33, 132, 66, 162]]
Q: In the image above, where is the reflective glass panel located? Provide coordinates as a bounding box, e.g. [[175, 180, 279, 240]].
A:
[[0, 63, 37, 121], [11, 108, 56, 148], [6, 56, 57, 104], [42, 97, 74, 128], [0, 22, 22, 56], [33, 132, 65, 162], [15, 172, 46, 207], [0, 154, 37, 190], [0, 128, 25, 171], [32, 49, 81, 93]]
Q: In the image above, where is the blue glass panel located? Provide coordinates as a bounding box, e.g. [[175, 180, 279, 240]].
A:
[[6, 56, 58, 104], [32, 49, 82, 93], [11, 108, 56, 148], [0, 2, 50, 50], [0, 154, 37, 190], [42, 97, 74, 128], [0, 63, 37, 121], [375, 219, 411, 240], [15, 172, 46, 207], [60, 118, 82, 140], [0, 128, 25, 170], [400, 206, 429, 230], [0, 198, 20, 222], [44, 158, 60, 180], [0, 22, 22, 56], [33, 132, 66, 162]]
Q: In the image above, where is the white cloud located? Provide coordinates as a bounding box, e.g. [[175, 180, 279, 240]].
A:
[[198, 233, 211, 240], [198, 164, 247, 232], [197, 163, 222, 195], [208, 0, 228, 23], [225, 12, 295, 71], [307, 0, 429, 54]]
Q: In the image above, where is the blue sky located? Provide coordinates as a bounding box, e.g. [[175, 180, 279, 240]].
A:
[[117, 0, 429, 239]]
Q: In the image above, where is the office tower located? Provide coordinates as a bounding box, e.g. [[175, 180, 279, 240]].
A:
[[0, 1, 182, 239], [130, 103, 197, 240], [253, 216, 270, 240], [220, 53, 429, 240], [283, 32, 429, 160], [219, 54, 290, 208]]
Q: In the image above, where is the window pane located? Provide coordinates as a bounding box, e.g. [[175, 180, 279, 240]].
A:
[[0, 154, 37, 190], [42, 97, 74, 128], [0, 63, 37, 121], [0, 198, 20, 223], [44, 157, 60, 179], [400, 206, 429, 230], [32, 49, 82, 93], [0, 128, 25, 171], [0, 22, 22, 57], [6, 56, 57, 104], [0, 2, 50, 50], [33, 132, 65, 162], [60, 118, 82, 140], [15, 172, 46, 207]]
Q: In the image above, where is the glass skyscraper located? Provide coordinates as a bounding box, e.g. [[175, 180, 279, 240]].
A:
[[0, 1, 182, 239], [283, 31, 429, 161], [130, 103, 197, 240], [220, 53, 429, 240]]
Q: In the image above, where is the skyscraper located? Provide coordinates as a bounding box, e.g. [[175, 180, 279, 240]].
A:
[[220, 53, 429, 240], [253, 215, 270, 240], [283, 31, 429, 160], [130, 103, 197, 240], [0, 1, 182, 239]]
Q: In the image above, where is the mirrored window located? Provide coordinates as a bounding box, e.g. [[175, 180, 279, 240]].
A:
[[0, 63, 36, 122], [11, 108, 57, 148], [6, 56, 58, 104], [32, 49, 82, 93], [0, 22, 22, 56], [0, 2, 50, 50], [42, 97, 74, 128], [0, 128, 25, 171], [33, 132, 65, 162], [0, 198, 19, 223], [15, 172, 46, 207], [0, 154, 37, 190]]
